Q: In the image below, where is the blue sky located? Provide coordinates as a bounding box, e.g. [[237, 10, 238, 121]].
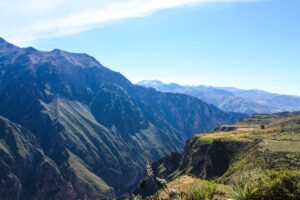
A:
[[1, 0, 299, 95]]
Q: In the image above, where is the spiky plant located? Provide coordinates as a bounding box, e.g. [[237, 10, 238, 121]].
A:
[[146, 161, 154, 177], [187, 185, 208, 200], [231, 183, 259, 200]]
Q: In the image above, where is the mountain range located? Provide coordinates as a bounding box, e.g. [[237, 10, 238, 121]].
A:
[[0, 37, 245, 199], [137, 80, 300, 115]]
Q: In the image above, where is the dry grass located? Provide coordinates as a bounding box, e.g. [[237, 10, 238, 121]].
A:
[[157, 175, 232, 199], [196, 125, 258, 143]]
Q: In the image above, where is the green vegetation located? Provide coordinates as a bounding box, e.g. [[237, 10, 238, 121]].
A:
[[230, 170, 300, 200], [186, 181, 217, 200], [143, 176, 231, 200], [254, 170, 300, 200], [145, 170, 300, 200], [143, 113, 300, 200], [231, 183, 259, 200]]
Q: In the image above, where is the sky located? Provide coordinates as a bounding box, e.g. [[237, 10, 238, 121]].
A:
[[0, 0, 299, 95]]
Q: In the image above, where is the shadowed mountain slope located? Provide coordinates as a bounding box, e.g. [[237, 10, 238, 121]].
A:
[[0, 38, 244, 199]]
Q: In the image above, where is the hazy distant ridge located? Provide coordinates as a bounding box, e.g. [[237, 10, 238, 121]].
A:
[[137, 80, 300, 115]]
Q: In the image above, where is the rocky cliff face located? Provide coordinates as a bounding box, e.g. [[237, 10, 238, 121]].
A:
[[134, 138, 231, 197], [148, 138, 231, 181], [0, 38, 245, 199]]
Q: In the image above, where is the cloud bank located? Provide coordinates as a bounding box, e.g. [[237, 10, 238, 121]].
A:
[[0, 0, 260, 45]]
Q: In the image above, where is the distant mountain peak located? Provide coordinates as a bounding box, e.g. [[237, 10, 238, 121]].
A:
[[0, 37, 103, 69], [137, 80, 183, 88], [24, 46, 38, 52], [49, 49, 103, 69], [137, 80, 164, 85]]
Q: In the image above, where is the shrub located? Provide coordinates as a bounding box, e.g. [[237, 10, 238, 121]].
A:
[[231, 171, 300, 200], [187, 185, 208, 200], [255, 171, 300, 200], [185, 181, 217, 200], [203, 181, 218, 199]]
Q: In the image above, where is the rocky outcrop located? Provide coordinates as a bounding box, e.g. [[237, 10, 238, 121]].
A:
[[152, 152, 182, 180], [201, 140, 230, 178], [151, 138, 230, 180], [134, 138, 231, 197]]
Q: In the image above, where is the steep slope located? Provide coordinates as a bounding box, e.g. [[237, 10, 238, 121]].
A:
[[138, 80, 300, 115], [0, 38, 244, 198], [0, 116, 114, 200], [135, 112, 300, 197]]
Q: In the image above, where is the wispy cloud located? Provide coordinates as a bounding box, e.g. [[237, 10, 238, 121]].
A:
[[0, 0, 260, 45]]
